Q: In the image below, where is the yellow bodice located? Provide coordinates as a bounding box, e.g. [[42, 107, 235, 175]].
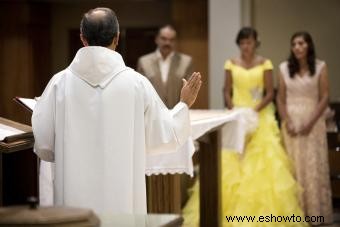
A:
[[224, 59, 273, 108]]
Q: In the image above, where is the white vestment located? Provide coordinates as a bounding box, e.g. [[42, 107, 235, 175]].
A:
[[32, 46, 194, 215]]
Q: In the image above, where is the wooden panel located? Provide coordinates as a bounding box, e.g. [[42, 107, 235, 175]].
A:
[[330, 102, 340, 133], [0, 2, 47, 207], [171, 0, 208, 109], [2, 148, 38, 206], [199, 130, 221, 227], [147, 175, 181, 214], [329, 149, 340, 175], [0, 2, 51, 125], [328, 132, 340, 200], [331, 180, 340, 199], [123, 27, 158, 69], [0, 153, 2, 206]]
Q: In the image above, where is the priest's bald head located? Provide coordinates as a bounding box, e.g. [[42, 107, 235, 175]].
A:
[[80, 7, 120, 50]]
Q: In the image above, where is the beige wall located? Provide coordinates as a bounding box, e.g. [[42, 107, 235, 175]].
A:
[[253, 0, 340, 101], [209, 0, 242, 108], [51, 1, 171, 74]]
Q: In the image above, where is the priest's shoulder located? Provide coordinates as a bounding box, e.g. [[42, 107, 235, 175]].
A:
[[45, 70, 67, 87]]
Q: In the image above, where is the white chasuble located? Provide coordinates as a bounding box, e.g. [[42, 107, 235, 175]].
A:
[[32, 46, 194, 215]]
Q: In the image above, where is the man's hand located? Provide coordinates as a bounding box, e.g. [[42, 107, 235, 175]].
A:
[[180, 72, 202, 108]]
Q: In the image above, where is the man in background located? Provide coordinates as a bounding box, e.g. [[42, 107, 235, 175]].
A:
[[137, 25, 193, 108], [137, 25, 194, 214]]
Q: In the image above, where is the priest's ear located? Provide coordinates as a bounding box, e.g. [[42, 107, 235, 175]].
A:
[[80, 33, 89, 47], [113, 32, 120, 47]]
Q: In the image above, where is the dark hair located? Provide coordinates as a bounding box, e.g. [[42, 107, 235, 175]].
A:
[[288, 31, 316, 78], [157, 24, 177, 36], [236, 27, 259, 46], [80, 7, 119, 47]]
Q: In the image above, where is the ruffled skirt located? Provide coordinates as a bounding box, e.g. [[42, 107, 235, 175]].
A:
[[182, 107, 307, 227]]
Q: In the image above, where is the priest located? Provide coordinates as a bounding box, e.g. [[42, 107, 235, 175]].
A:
[[32, 7, 201, 215]]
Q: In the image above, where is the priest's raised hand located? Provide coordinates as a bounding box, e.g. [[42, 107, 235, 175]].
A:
[[180, 72, 202, 108]]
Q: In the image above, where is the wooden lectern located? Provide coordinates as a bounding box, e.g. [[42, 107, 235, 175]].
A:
[[0, 117, 37, 206]]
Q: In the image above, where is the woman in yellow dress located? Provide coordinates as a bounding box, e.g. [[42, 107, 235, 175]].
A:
[[182, 27, 306, 226]]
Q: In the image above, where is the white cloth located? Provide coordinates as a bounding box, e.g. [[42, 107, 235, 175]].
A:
[[156, 49, 174, 83], [32, 46, 194, 215], [145, 108, 257, 177], [188, 108, 258, 153], [221, 108, 258, 153]]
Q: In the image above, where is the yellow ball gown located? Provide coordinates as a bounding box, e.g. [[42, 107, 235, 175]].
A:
[[182, 59, 307, 227]]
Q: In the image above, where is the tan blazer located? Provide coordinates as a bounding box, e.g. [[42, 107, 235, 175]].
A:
[[137, 51, 193, 108]]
